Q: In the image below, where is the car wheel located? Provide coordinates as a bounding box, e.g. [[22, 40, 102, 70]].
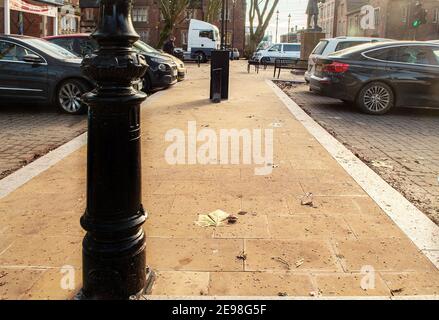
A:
[[195, 51, 207, 63], [56, 79, 88, 115], [357, 82, 394, 115]]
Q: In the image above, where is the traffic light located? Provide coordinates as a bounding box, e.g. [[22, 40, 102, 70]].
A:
[[411, 1, 427, 28]]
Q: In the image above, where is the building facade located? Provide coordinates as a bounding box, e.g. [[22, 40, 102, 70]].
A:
[[78, 0, 246, 53], [1, 0, 80, 36], [1, 0, 62, 36], [320, 0, 439, 40]]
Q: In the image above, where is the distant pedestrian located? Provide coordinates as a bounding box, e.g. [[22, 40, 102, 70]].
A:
[[163, 36, 176, 56]]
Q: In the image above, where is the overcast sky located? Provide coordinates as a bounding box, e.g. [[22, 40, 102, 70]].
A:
[[247, 0, 309, 41]]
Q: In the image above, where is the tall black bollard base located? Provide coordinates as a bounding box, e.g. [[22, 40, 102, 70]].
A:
[[210, 50, 229, 100], [211, 68, 222, 103]]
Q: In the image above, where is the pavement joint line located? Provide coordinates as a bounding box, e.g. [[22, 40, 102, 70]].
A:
[[266, 79, 439, 269], [0, 90, 167, 200]]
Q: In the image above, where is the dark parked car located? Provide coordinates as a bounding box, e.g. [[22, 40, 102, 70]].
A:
[[0, 35, 92, 114], [309, 41, 439, 114], [44, 34, 178, 92]]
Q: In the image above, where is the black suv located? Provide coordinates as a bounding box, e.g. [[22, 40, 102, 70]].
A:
[[45, 34, 178, 92]]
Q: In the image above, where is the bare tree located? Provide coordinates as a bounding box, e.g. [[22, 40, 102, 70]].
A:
[[248, 0, 280, 54], [205, 0, 223, 23], [157, 0, 190, 48]]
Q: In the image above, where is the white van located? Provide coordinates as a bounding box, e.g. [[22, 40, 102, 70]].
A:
[[187, 19, 220, 62], [252, 43, 301, 64], [305, 36, 392, 82]]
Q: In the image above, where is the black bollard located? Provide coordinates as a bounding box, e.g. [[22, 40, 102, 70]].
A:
[[78, 0, 151, 300], [211, 68, 222, 103], [210, 50, 230, 101]]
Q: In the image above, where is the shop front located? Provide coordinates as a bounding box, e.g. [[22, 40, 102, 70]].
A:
[[1, 0, 63, 37]]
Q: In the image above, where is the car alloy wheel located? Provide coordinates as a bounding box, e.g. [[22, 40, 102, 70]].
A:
[[357, 82, 394, 115], [363, 85, 390, 112], [58, 82, 84, 114]]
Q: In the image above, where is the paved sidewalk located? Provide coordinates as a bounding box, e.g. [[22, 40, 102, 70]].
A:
[[0, 104, 86, 180], [0, 61, 438, 299], [279, 82, 439, 225]]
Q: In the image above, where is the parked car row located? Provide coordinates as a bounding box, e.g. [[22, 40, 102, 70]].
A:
[[307, 38, 439, 114], [0, 34, 186, 115]]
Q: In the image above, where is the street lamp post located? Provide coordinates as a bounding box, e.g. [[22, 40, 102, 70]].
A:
[[275, 10, 279, 43], [288, 14, 291, 43], [79, 0, 150, 300], [232, 0, 236, 49]]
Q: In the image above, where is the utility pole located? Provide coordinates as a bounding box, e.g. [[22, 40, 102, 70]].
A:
[[275, 10, 279, 43], [288, 13, 291, 43], [232, 0, 237, 48], [221, 0, 226, 49]]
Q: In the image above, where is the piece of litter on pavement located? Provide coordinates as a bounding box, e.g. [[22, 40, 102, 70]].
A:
[[371, 160, 393, 169], [271, 257, 290, 269], [295, 258, 305, 268], [236, 251, 247, 261], [237, 211, 248, 216], [227, 215, 238, 224], [195, 209, 230, 227], [301, 192, 314, 206]]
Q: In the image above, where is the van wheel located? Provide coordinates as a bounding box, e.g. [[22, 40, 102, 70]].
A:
[[356, 82, 394, 115], [261, 57, 270, 64], [56, 79, 88, 115], [194, 51, 207, 63]]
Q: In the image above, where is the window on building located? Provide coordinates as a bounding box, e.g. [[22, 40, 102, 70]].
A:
[[402, 6, 408, 23], [138, 31, 150, 43], [433, 8, 439, 24], [133, 7, 148, 22], [374, 8, 380, 27], [85, 8, 94, 21], [185, 9, 194, 21], [181, 30, 188, 45]]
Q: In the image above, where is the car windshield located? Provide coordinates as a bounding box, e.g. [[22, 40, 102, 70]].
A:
[[134, 40, 159, 54], [22, 38, 78, 59]]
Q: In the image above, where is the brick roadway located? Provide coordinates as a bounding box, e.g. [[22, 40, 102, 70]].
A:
[[0, 103, 87, 180], [280, 83, 439, 225], [0, 61, 438, 299]]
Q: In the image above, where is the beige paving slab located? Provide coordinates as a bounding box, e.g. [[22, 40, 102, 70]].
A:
[[315, 273, 391, 297], [380, 272, 439, 296], [22, 267, 82, 300], [151, 271, 209, 296], [0, 268, 45, 300], [0, 235, 82, 268], [209, 271, 314, 296], [244, 239, 340, 272], [146, 238, 243, 272], [335, 238, 438, 272], [267, 214, 355, 240]]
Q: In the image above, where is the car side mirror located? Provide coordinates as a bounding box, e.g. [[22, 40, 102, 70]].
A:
[[23, 54, 44, 64]]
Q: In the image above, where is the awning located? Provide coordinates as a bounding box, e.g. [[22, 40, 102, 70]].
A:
[[79, 0, 99, 8], [10, 0, 58, 17]]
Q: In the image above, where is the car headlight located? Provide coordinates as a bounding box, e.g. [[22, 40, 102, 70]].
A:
[[158, 63, 167, 72], [151, 57, 166, 64]]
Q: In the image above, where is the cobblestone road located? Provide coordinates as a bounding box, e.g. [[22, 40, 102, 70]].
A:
[[279, 82, 439, 225], [0, 103, 87, 180]]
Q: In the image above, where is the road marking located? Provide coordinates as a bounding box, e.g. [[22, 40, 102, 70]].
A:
[[267, 79, 439, 269]]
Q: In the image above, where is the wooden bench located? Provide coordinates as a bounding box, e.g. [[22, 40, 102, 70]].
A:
[[247, 60, 268, 74], [273, 58, 308, 79]]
